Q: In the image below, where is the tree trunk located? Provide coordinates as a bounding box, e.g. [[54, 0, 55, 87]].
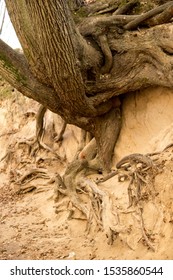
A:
[[5, 0, 101, 118]]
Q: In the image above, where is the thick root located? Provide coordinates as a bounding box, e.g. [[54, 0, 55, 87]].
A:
[[94, 106, 122, 172]]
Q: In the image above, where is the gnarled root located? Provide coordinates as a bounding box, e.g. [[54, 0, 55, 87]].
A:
[[53, 156, 128, 244], [18, 105, 63, 160], [79, 177, 127, 244], [15, 168, 50, 194], [54, 120, 67, 143], [116, 152, 159, 251], [116, 153, 157, 206], [54, 178, 127, 245]]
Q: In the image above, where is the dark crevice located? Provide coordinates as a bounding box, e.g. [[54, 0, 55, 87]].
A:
[[160, 47, 173, 55]]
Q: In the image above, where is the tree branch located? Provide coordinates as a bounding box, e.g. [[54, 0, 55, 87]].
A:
[[0, 39, 60, 112], [147, 4, 173, 26]]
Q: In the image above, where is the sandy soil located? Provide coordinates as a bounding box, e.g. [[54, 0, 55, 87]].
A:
[[0, 83, 173, 260]]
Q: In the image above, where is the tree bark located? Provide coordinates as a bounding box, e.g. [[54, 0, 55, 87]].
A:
[[0, 39, 60, 111], [5, 0, 101, 117]]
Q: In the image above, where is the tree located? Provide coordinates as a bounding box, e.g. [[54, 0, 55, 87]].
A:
[[1, 0, 173, 245]]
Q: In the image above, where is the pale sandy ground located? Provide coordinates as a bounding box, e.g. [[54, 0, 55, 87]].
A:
[[0, 84, 173, 260]]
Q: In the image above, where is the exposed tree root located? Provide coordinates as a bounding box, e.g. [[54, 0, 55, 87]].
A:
[[0, 143, 15, 169], [16, 185, 37, 194], [54, 161, 91, 220], [124, 1, 173, 30], [53, 149, 160, 249], [15, 168, 49, 185], [18, 105, 63, 160], [116, 153, 157, 203], [54, 120, 67, 142], [86, 0, 114, 16], [77, 129, 88, 154], [99, 34, 113, 74], [96, 170, 118, 183], [138, 207, 156, 252], [78, 0, 173, 87], [30, 105, 62, 159], [94, 106, 121, 172], [8, 105, 171, 251], [15, 168, 50, 194], [79, 1, 173, 36], [116, 152, 159, 250], [93, 3, 118, 15], [16, 182, 53, 194], [116, 153, 154, 170], [79, 177, 127, 244], [53, 158, 127, 244], [0, 129, 18, 138], [147, 4, 173, 26], [113, 0, 139, 16], [52, 139, 167, 249]]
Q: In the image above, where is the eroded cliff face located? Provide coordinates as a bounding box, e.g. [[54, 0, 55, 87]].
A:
[[114, 87, 173, 162], [0, 84, 173, 260]]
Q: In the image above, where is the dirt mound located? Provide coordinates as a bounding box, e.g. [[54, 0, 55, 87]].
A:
[[0, 83, 173, 260]]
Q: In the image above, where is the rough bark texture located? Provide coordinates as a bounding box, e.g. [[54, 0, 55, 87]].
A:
[[5, 0, 99, 117], [0, 40, 60, 111], [1, 0, 173, 169]]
